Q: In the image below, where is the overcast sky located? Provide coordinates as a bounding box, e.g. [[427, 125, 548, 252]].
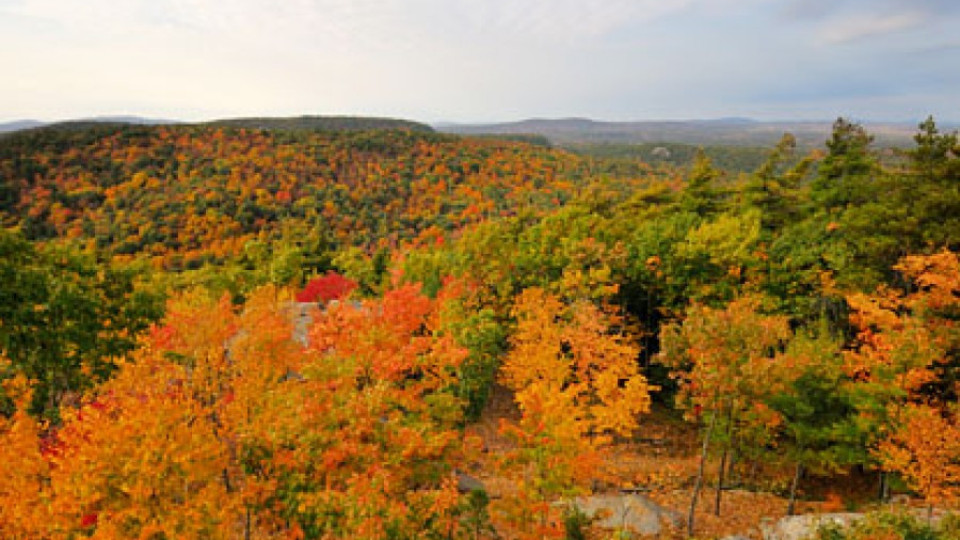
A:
[[1, 0, 957, 123]]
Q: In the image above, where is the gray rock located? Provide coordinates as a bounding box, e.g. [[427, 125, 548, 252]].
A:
[[280, 369, 305, 382], [572, 493, 681, 536], [761, 513, 864, 540], [888, 494, 911, 506], [455, 471, 486, 494], [291, 302, 316, 346], [651, 146, 672, 159]]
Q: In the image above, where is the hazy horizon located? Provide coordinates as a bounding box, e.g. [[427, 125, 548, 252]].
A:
[[2, 113, 956, 129]]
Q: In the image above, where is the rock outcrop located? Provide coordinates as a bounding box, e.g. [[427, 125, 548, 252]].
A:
[[573, 493, 682, 536]]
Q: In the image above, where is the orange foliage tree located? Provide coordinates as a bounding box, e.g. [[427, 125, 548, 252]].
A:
[[878, 404, 960, 518], [0, 283, 475, 539], [894, 250, 960, 404], [851, 250, 960, 504]]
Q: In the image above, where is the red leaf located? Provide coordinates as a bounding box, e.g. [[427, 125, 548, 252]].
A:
[[80, 512, 98, 528]]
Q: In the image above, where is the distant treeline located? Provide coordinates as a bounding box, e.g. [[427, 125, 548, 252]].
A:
[[459, 132, 552, 147], [566, 141, 781, 173], [202, 115, 434, 133]]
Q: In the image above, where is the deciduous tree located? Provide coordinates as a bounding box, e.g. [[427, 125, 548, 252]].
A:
[[496, 287, 651, 538]]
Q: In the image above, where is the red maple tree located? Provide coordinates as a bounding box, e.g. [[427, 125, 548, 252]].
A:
[[296, 272, 358, 303]]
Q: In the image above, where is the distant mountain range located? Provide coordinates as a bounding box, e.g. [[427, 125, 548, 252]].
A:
[[0, 120, 46, 133], [0, 116, 177, 133], [436, 117, 938, 147], [0, 119, 47, 132], [3, 114, 953, 147]]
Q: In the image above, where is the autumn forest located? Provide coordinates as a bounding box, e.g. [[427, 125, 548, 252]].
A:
[[1, 116, 959, 539]]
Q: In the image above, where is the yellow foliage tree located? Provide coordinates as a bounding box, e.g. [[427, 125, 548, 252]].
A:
[[0, 372, 50, 539], [496, 287, 652, 538]]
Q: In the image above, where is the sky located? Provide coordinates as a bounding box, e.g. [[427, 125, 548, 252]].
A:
[[1, 0, 958, 124]]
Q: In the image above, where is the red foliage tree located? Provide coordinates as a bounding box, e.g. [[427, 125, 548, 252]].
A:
[[296, 271, 358, 303]]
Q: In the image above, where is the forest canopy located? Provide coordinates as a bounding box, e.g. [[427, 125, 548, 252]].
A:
[[1, 117, 959, 538]]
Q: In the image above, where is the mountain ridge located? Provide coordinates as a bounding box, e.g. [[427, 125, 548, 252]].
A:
[[0, 115, 433, 135], [435, 117, 934, 147]]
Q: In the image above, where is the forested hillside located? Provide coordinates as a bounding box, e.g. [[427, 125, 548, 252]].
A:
[[0, 124, 601, 268], [1, 117, 959, 539]]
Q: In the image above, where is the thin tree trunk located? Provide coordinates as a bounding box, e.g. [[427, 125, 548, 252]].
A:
[[727, 445, 740, 487], [688, 411, 717, 537], [878, 469, 894, 503], [715, 445, 728, 516], [787, 462, 804, 516], [222, 468, 232, 492], [715, 405, 735, 516]]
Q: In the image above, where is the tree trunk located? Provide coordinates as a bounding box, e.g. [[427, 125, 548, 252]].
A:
[[715, 406, 735, 516], [787, 462, 804, 516], [727, 445, 741, 487], [879, 470, 890, 502], [222, 468, 232, 492], [688, 411, 717, 537], [715, 445, 728, 516]]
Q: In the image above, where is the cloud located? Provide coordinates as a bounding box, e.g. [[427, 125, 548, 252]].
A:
[[779, 0, 956, 47], [818, 10, 926, 44], [460, 0, 695, 38], [782, 0, 960, 21], [781, 0, 838, 21], [913, 41, 960, 54]]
